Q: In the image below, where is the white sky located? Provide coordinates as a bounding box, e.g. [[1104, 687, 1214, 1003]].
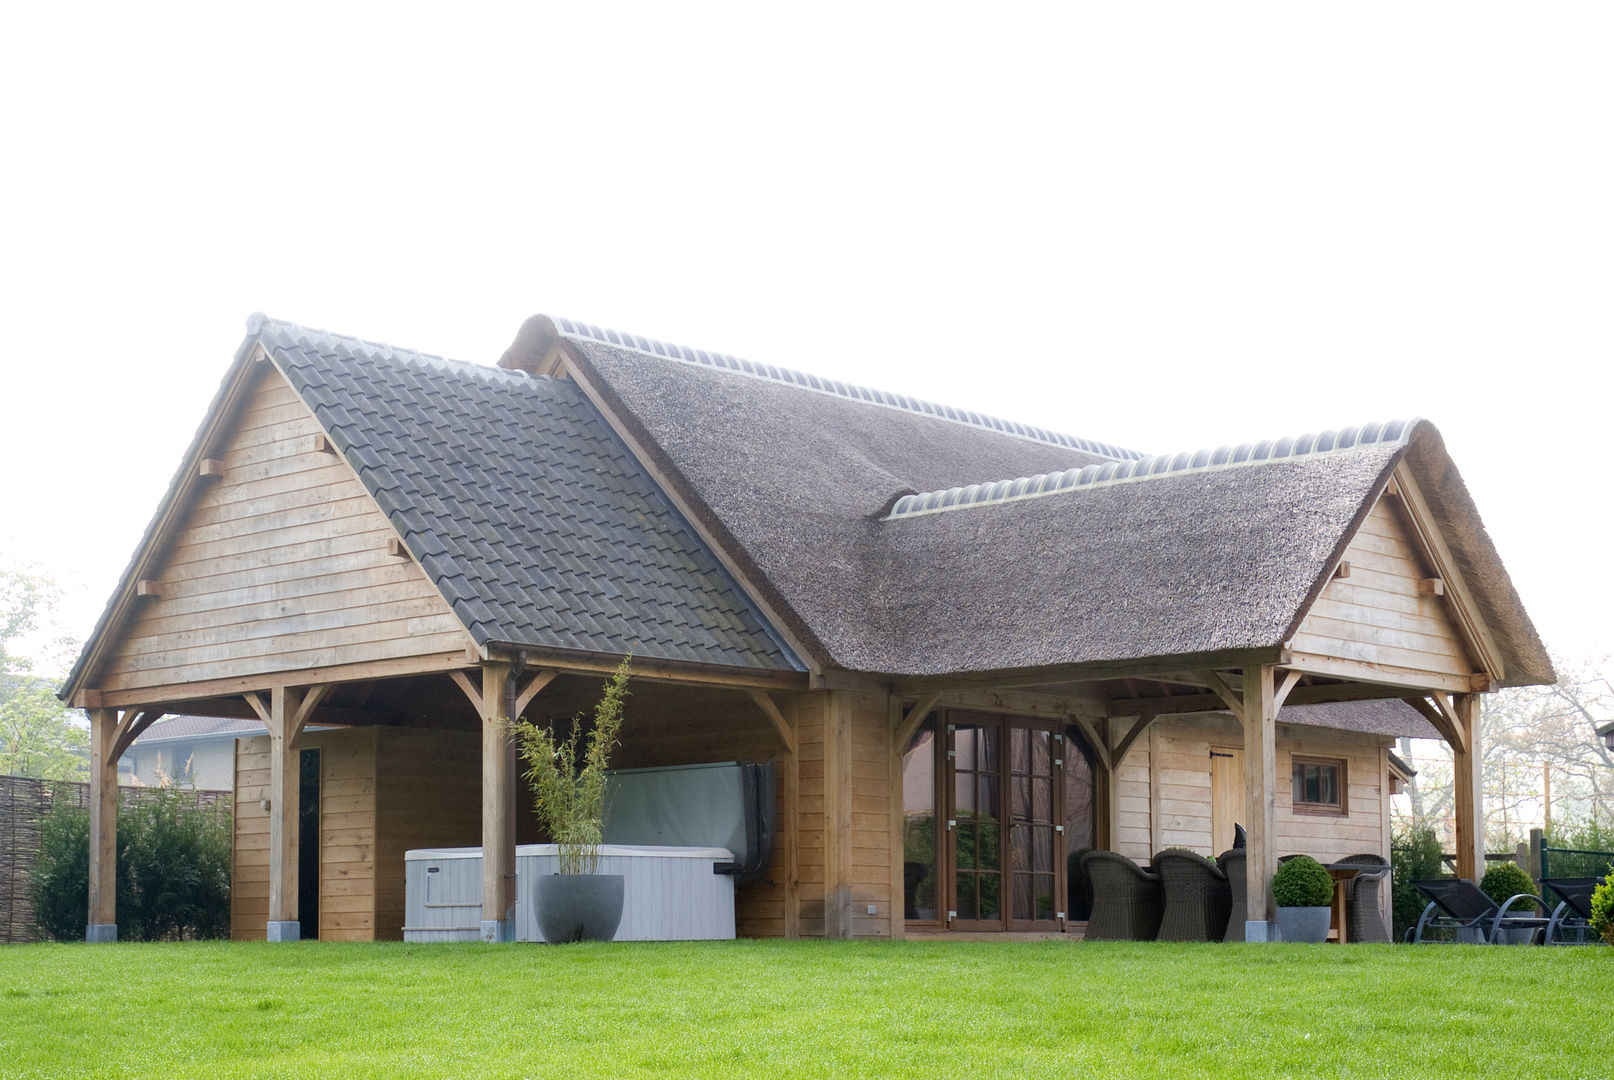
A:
[[1, 3, 1610, 670]]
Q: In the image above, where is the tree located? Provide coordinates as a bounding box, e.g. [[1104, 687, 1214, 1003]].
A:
[[0, 561, 87, 781]]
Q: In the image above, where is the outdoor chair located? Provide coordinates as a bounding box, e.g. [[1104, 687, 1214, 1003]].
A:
[[1080, 851, 1163, 941], [1405, 878, 1551, 945], [1218, 849, 1246, 942], [1336, 853, 1391, 944], [1153, 850, 1232, 942], [1541, 878, 1604, 945]]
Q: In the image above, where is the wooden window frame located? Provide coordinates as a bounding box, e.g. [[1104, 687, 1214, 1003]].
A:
[[1290, 754, 1348, 816]]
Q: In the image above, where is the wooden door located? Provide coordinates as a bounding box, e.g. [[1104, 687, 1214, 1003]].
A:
[[945, 713, 1064, 931], [1210, 746, 1243, 854]]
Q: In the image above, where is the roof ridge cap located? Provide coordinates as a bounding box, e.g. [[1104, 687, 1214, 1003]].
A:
[[253, 314, 532, 386], [550, 316, 1144, 461], [885, 419, 1424, 519]]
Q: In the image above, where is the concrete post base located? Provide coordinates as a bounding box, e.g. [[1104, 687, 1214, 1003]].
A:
[[266, 921, 301, 942], [1245, 920, 1274, 943], [85, 923, 118, 943], [480, 918, 513, 943]]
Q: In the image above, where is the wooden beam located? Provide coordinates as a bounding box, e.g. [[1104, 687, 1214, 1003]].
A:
[[86, 708, 118, 940], [1404, 696, 1464, 752], [134, 579, 162, 598], [1242, 665, 1278, 938], [1452, 693, 1484, 882], [512, 669, 559, 719], [1110, 714, 1157, 767], [243, 692, 271, 726], [891, 648, 1289, 695], [290, 684, 332, 744], [746, 689, 796, 756], [266, 685, 304, 938], [1272, 669, 1304, 711], [198, 458, 227, 477], [1199, 670, 1244, 714], [90, 649, 492, 709], [824, 691, 854, 939], [110, 708, 164, 761], [312, 433, 336, 454], [1071, 716, 1111, 772], [892, 692, 943, 750], [386, 537, 410, 559], [480, 662, 515, 940], [1282, 652, 1476, 694], [450, 670, 483, 715], [1334, 561, 1351, 579]]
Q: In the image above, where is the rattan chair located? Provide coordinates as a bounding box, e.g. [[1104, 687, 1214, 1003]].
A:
[[1080, 851, 1164, 941], [1336, 853, 1391, 943], [1154, 849, 1232, 942], [1218, 849, 1246, 942]]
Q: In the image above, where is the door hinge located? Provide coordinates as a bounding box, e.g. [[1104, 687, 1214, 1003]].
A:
[[946, 749, 956, 760], [1055, 758, 1063, 767], [1055, 824, 1064, 833], [947, 819, 957, 831]]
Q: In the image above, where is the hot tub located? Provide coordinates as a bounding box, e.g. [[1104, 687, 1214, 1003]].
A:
[[403, 844, 736, 943]]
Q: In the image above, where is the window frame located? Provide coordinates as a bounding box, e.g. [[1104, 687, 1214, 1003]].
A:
[[1290, 754, 1348, 816]]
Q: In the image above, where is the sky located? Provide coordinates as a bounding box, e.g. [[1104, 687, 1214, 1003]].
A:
[[1, 3, 1611, 671]]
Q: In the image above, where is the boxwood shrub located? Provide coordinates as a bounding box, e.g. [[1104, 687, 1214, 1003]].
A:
[[1479, 862, 1537, 912], [1272, 855, 1334, 907], [1591, 869, 1614, 946]]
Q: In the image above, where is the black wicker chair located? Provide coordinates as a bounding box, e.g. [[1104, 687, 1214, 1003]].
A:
[[1218, 849, 1246, 942], [1154, 849, 1232, 942], [1337, 853, 1391, 943], [1080, 851, 1164, 941]]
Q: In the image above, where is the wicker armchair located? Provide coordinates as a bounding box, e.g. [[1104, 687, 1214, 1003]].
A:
[[1154, 849, 1232, 942], [1218, 849, 1246, 942], [1081, 851, 1164, 941], [1337, 853, 1391, 943]]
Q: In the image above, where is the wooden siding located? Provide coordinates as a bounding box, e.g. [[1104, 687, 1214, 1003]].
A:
[[1109, 714, 1389, 863], [793, 693, 828, 938], [846, 691, 893, 939], [232, 727, 379, 941], [373, 728, 481, 939], [97, 367, 469, 692], [1292, 497, 1475, 680]]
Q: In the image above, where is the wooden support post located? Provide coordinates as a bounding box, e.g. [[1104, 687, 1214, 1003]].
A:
[[824, 691, 854, 939], [1242, 665, 1278, 941], [480, 662, 515, 942], [86, 708, 118, 942], [1452, 693, 1485, 882], [266, 686, 305, 941]]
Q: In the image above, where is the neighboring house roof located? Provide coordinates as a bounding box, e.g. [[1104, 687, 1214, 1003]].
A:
[[127, 715, 264, 745], [1281, 700, 1439, 741], [513, 316, 1550, 684]]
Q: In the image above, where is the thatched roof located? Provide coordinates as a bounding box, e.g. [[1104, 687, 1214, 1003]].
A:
[[499, 314, 1552, 686]]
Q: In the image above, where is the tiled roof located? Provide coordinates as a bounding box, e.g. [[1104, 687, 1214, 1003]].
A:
[[257, 318, 801, 673], [129, 715, 265, 744]]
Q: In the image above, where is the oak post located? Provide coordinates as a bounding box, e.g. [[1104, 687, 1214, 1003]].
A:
[[1241, 666, 1278, 941], [480, 662, 515, 942], [86, 708, 118, 942], [1452, 693, 1485, 882], [266, 685, 305, 941]]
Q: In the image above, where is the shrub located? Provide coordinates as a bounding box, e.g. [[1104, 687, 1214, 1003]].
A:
[[1391, 824, 1445, 940], [1479, 862, 1537, 912], [1592, 870, 1614, 946], [1273, 855, 1333, 907], [31, 787, 232, 942]]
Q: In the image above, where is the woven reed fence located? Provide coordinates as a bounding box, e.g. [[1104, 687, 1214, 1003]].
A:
[[0, 775, 229, 944]]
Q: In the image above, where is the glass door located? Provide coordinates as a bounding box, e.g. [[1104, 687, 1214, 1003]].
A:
[[945, 713, 1064, 931]]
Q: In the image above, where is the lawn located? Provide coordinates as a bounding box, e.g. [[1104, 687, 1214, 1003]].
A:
[[1, 940, 1608, 1079]]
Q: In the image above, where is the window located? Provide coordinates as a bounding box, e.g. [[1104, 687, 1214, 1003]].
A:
[[1291, 756, 1347, 815]]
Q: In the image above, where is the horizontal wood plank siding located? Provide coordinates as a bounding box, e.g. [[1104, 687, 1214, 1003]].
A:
[[373, 728, 481, 940], [846, 691, 892, 938], [1292, 498, 1475, 680], [96, 367, 467, 692]]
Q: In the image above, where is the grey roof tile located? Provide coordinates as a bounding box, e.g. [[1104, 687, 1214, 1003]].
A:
[[261, 318, 798, 673]]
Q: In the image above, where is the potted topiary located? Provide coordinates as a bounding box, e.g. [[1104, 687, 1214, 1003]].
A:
[[510, 657, 631, 943], [1479, 862, 1541, 944], [1272, 855, 1334, 943]]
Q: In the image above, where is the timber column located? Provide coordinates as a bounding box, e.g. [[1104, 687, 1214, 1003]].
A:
[[1452, 694, 1485, 882], [480, 662, 515, 942], [266, 686, 305, 942], [1241, 666, 1277, 942], [86, 708, 118, 942]]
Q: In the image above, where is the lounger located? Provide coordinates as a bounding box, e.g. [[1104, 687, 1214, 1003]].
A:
[[1406, 878, 1551, 945], [1541, 878, 1605, 945]]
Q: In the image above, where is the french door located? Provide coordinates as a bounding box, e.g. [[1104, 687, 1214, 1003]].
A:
[[946, 713, 1064, 931]]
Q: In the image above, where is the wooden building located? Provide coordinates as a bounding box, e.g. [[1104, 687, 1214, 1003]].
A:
[[61, 313, 1552, 942]]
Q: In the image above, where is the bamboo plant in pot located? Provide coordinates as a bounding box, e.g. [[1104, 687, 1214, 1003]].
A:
[[1272, 855, 1334, 943], [510, 657, 631, 943]]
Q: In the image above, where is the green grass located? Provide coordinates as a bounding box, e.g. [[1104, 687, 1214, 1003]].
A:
[[1, 940, 1609, 1079]]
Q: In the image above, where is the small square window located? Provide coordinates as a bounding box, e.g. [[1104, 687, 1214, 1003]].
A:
[[1291, 756, 1347, 815]]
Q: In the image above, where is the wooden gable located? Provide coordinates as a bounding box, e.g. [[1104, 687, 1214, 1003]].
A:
[[1289, 469, 1497, 692], [91, 363, 471, 694]]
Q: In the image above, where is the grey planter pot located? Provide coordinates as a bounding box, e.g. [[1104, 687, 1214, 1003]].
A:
[[1274, 906, 1331, 944], [1493, 926, 1540, 945], [536, 874, 625, 944]]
